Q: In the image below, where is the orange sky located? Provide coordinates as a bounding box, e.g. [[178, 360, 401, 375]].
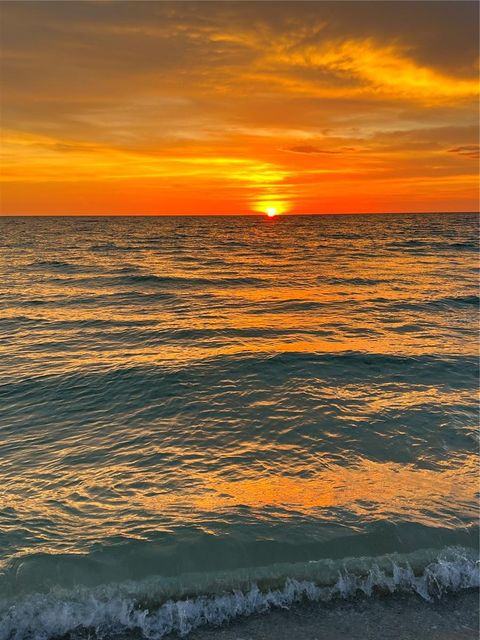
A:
[[0, 1, 479, 215]]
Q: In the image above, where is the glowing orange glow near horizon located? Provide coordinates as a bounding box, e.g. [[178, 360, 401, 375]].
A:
[[0, 2, 478, 215]]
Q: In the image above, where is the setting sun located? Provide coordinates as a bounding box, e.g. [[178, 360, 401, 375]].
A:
[[266, 207, 277, 217]]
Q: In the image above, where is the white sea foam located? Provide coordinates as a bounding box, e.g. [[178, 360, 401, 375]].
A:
[[0, 547, 478, 640]]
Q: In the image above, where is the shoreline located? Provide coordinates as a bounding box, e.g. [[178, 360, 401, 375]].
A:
[[189, 589, 479, 640]]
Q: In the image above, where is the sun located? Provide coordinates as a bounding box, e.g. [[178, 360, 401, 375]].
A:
[[254, 199, 288, 216]]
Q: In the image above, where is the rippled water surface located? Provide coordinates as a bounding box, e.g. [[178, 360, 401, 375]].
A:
[[0, 213, 478, 638]]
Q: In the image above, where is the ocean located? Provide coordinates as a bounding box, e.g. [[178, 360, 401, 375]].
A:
[[0, 213, 478, 639]]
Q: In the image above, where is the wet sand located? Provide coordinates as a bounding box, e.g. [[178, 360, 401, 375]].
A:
[[190, 590, 479, 640]]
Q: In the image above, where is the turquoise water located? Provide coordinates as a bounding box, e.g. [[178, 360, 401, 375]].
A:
[[0, 213, 478, 638]]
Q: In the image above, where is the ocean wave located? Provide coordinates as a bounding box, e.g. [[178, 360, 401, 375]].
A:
[[28, 260, 78, 273], [0, 547, 477, 640], [89, 243, 123, 252], [41, 273, 269, 290], [6, 291, 179, 309], [430, 294, 479, 307], [320, 276, 385, 286], [246, 299, 330, 313], [387, 240, 478, 252], [3, 351, 477, 396], [382, 294, 479, 312], [116, 274, 267, 288]]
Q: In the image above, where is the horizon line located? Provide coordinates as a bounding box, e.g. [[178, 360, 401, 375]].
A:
[[1, 211, 479, 218]]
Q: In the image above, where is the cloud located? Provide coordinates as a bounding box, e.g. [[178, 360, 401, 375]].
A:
[[266, 38, 478, 103], [448, 145, 480, 159], [283, 144, 354, 155]]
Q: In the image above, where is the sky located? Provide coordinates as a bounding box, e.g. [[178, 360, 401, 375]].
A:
[[0, 1, 478, 215]]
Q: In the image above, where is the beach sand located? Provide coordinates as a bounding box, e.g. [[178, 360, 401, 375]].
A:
[[190, 590, 479, 640]]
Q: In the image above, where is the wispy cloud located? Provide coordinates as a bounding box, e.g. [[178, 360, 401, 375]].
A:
[[283, 145, 349, 155], [448, 145, 480, 159]]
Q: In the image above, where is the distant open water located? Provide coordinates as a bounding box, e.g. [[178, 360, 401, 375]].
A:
[[0, 213, 478, 639]]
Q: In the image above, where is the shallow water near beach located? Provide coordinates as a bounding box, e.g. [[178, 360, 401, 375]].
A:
[[0, 213, 478, 639]]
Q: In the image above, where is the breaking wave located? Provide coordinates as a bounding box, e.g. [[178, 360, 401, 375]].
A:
[[0, 547, 478, 640]]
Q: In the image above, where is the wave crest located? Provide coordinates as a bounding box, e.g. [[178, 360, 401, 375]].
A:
[[0, 547, 478, 640]]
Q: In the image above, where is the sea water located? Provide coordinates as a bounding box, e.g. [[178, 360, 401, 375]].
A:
[[0, 213, 478, 639]]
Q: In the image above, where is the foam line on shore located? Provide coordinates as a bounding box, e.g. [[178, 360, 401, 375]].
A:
[[0, 546, 478, 640]]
